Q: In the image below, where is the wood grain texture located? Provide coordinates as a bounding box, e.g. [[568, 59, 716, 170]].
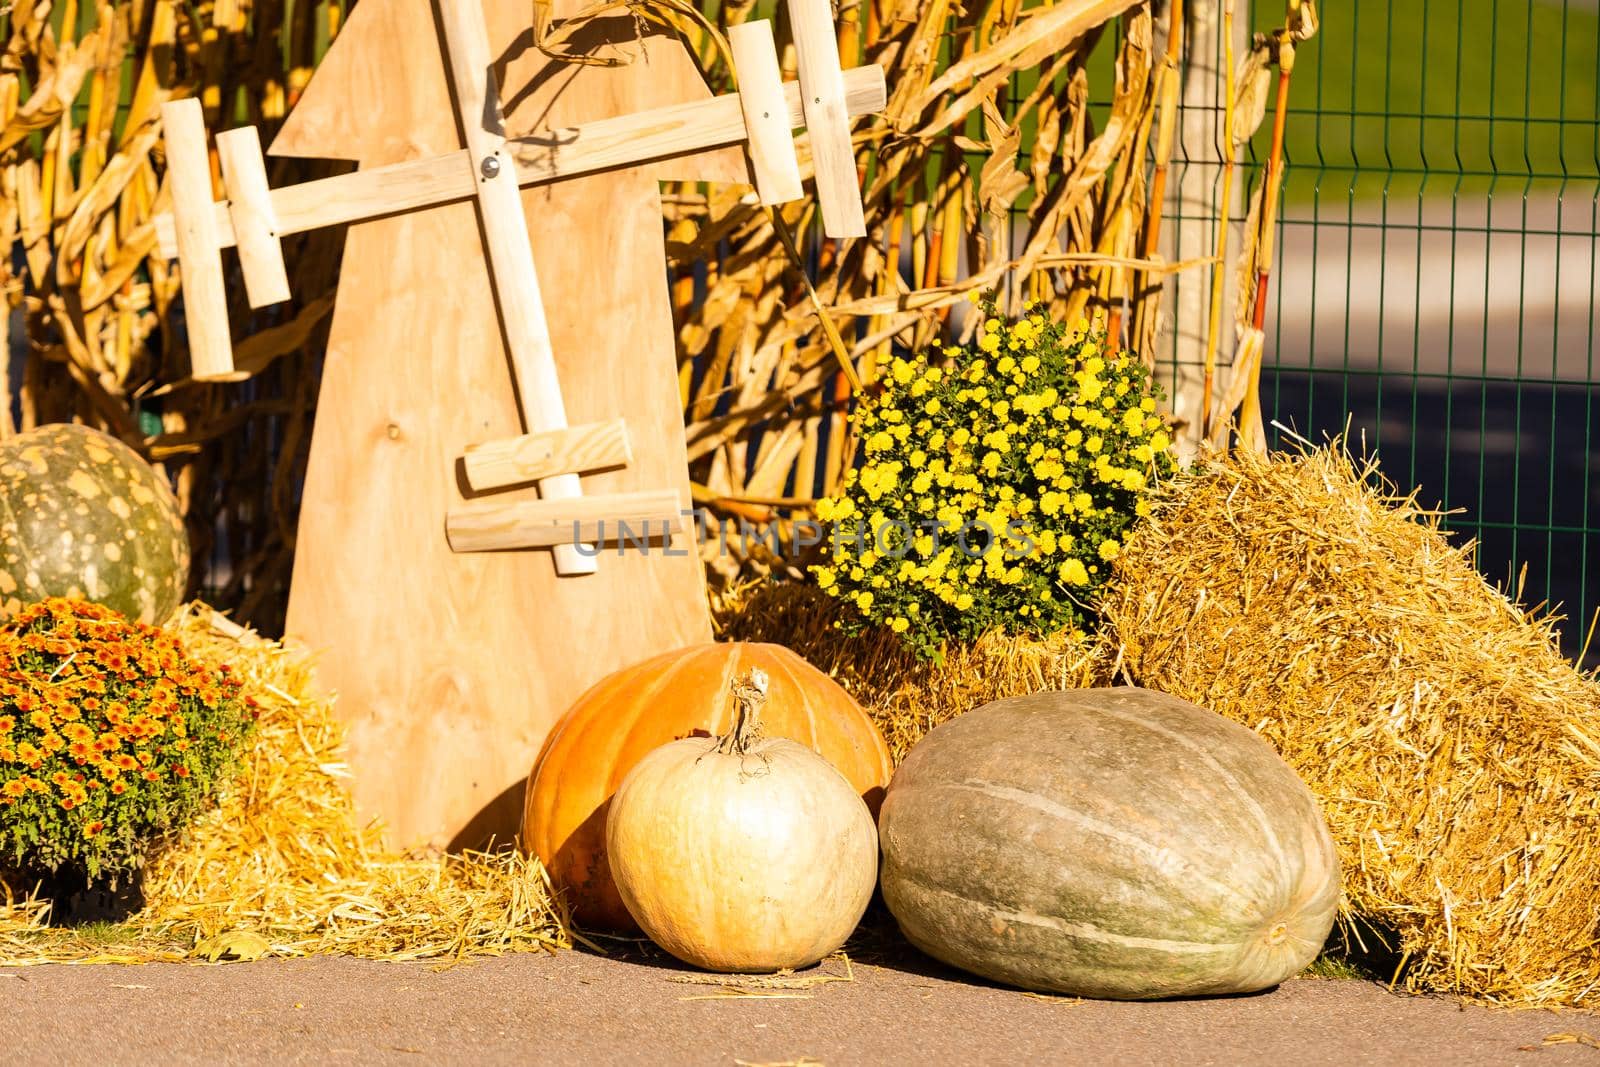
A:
[[215, 125, 291, 308], [435, 0, 591, 576], [160, 99, 236, 379], [446, 489, 684, 552], [501, 68, 884, 185], [156, 148, 475, 259], [790, 0, 866, 237], [268, 0, 748, 186], [281, 0, 718, 850], [154, 67, 887, 259], [463, 418, 631, 491], [729, 20, 803, 205]]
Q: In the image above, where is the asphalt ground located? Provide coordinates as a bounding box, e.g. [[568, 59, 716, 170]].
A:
[[4, 939, 1597, 1066]]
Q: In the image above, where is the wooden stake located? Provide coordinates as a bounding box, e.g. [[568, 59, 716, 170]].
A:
[[791, 0, 868, 237], [160, 98, 235, 381], [436, 0, 592, 576], [446, 489, 687, 553], [463, 418, 632, 492], [730, 20, 803, 205], [1201, 0, 1239, 441], [216, 125, 291, 308]]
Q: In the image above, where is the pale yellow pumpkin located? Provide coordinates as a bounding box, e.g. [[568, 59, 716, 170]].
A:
[[605, 669, 878, 972]]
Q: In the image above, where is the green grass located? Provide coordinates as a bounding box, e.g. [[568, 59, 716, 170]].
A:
[[1, 921, 182, 959], [61, 919, 142, 946], [1302, 952, 1379, 981], [1264, 0, 1600, 200]]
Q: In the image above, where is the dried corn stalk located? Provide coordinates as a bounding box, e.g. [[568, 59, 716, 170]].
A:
[[1204, 0, 1318, 455], [5, 0, 1189, 625], [1, 0, 344, 631], [669, 0, 1192, 583]]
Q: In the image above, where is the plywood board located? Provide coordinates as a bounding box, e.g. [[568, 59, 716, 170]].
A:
[[282, 0, 721, 849]]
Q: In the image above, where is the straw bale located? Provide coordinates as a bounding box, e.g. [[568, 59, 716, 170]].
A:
[[713, 583, 1112, 761], [0, 606, 569, 964], [1103, 445, 1600, 1007]]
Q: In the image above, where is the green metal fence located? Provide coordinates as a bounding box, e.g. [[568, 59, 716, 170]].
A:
[[1154, 0, 1600, 662]]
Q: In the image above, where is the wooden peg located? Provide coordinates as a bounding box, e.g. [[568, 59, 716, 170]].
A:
[[436, 0, 594, 576], [216, 125, 292, 308], [729, 20, 803, 205], [790, 0, 867, 237], [160, 98, 237, 380], [463, 418, 633, 492], [446, 489, 687, 554]]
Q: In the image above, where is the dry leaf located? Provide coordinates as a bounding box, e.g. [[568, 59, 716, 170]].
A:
[[193, 929, 274, 962]]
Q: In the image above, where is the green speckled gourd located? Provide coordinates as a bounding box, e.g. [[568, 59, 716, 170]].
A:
[[878, 687, 1339, 999], [0, 424, 189, 623]]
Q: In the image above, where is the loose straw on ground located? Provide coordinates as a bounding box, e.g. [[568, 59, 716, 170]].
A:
[[0, 606, 570, 965]]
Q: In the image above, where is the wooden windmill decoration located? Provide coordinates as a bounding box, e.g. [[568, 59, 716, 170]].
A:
[[152, 0, 885, 849]]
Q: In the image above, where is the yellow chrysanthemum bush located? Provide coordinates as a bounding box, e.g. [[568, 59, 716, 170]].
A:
[[812, 298, 1175, 659]]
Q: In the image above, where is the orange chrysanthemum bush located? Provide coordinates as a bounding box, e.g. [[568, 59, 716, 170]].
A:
[[0, 598, 256, 880]]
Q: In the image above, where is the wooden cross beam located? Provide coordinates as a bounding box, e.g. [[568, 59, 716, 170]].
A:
[[154, 0, 883, 569], [154, 67, 886, 267]]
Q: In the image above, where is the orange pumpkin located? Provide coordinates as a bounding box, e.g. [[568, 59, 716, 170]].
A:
[[522, 642, 893, 931]]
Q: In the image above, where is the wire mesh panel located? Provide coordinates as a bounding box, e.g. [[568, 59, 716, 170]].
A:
[[1156, 0, 1600, 662]]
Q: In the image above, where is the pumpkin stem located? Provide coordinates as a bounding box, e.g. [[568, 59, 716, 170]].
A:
[[717, 667, 769, 756]]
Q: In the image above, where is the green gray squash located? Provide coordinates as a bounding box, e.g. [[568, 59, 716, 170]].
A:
[[878, 687, 1339, 999], [0, 424, 189, 623]]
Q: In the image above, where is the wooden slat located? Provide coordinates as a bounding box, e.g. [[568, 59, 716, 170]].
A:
[[157, 147, 473, 258], [154, 67, 888, 258], [436, 0, 592, 576], [791, 0, 867, 237], [463, 417, 632, 492], [216, 125, 291, 308], [505, 66, 883, 197], [160, 99, 236, 380], [729, 20, 803, 205], [446, 489, 687, 553]]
